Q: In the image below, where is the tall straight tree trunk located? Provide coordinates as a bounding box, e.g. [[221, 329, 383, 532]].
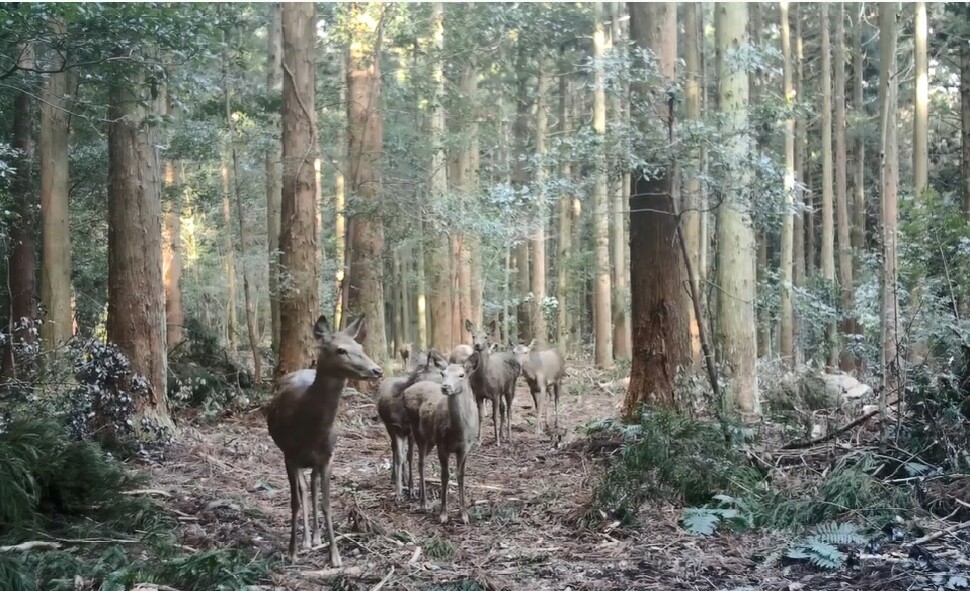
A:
[[556, 72, 573, 348], [532, 59, 550, 344], [798, 10, 813, 278], [428, 2, 452, 352], [779, 2, 796, 362], [346, 3, 388, 372], [963, 33, 970, 217], [625, 2, 689, 413], [914, 1, 928, 195], [160, 77, 183, 352], [277, 2, 319, 377], [107, 70, 175, 437], [513, 41, 533, 345], [220, 162, 237, 352], [751, 3, 771, 358], [610, 4, 631, 359], [879, 4, 900, 407], [450, 69, 478, 342], [834, 3, 854, 371], [334, 58, 348, 329], [793, 4, 805, 293], [40, 21, 74, 352], [592, 3, 614, 368], [266, 2, 283, 357], [465, 66, 483, 331], [3, 44, 36, 382], [684, 2, 703, 364], [852, 5, 867, 252], [820, 3, 837, 368], [715, 2, 759, 417]]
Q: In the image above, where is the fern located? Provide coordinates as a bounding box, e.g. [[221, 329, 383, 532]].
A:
[[776, 521, 865, 571], [808, 521, 866, 546], [681, 508, 722, 535]]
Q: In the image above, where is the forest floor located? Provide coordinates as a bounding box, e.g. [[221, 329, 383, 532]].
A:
[[144, 365, 966, 591]]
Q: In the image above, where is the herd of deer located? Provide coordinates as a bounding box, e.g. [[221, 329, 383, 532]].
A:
[[265, 314, 566, 565]]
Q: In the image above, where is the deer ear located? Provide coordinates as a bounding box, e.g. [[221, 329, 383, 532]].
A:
[[343, 314, 366, 343], [528, 339, 536, 349], [313, 315, 331, 340], [464, 319, 474, 333]]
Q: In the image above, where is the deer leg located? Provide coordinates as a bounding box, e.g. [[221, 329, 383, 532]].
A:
[[418, 443, 428, 511], [298, 470, 312, 550], [492, 397, 501, 446], [438, 448, 450, 524], [505, 390, 514, 442], [457, 450, 469, 524], [391, 434, 403, 501], [553, 383, 561, 429], [321, 455, 342, 567], [407, 434, 416, 499], [285, 460, 302, 561], [536, 379, 547, 434], [310, 466, 321, 547], [476, 398, 485, 442]]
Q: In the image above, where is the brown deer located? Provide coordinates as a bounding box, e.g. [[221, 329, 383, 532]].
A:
[[464, 319, 521, 445], [512, 340, 565, 433], [409, 363, 480, 523], [377, 349, 447, 500], [448, 343, 473, 365], [266, 314, 382, 565]]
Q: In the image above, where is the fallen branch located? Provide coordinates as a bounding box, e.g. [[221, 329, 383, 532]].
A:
[[369, 566, 394, 591], [121, 488, 172, 498], [781, 405, 887, 450], [302, 566, 364, 579], [0, 541, 61, 553], [905, 519, 970, 547]]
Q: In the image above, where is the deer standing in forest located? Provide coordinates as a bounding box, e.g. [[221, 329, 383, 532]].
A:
[[513, 340, 565, 433], [377, 348, 447, 500], [464, 319, 521, 445], [407, 363, 480, 523], [266, 314, 382, 565]]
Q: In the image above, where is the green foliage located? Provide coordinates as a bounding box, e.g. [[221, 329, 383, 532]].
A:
[[680, 495, 753, 536], [423, 536, 457, 560], [768, 522, 866, 571], [422, 581, 486, 591], [589, 411, 760, 525]]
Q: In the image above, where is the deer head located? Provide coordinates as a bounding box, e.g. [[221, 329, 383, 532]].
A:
[[464, 319, 490, 353], [440, 364, 469, 397], [313, 314, 383, 380]]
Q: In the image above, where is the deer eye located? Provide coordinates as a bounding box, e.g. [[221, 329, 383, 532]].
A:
[[458, 373, 465, 379], [336, 347, 348, 355]]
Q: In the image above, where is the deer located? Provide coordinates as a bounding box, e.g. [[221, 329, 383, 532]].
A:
[[464, 319, 521, 446], [377, 349, 447, 500], [449, 343, 473, 365], [512, 340, 566, 433], [409, 363, 480, 523], [266, 314, 383, 565]]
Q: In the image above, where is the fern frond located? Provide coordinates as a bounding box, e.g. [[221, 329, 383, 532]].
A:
[[809, 522, 866, 545]]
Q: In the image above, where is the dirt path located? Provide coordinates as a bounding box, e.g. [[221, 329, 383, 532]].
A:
[[147, 377, 936, 591]]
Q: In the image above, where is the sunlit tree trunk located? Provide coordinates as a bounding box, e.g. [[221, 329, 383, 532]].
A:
[[820, 3, 837, 368], [556, 72, 573, 348], [40, 21, 74, 352], [715, 2, 759, 417], [465, 67, 483, 331], [793, 5, 805, 302], [513, 41, 533, 345], [625, 1, 688, 414], [220, 162, 237, 352], [3, 44, 36, 382], [684, 2, 703, 364], [532, 59, 550, 344], [266, 2, 283, 356], [610, 4, 631, 359], [779, 2, 795, 362], [852, 5, 867, 253], [346, 3, 388, 372], [277, 2, 319, 377], [833, 3, 855, 371], [798, 11, 814, 278], [428, 2, 452, 353], [879, 4, 900, 407], [161, 87, 183, 352], [914, 1, 928, 195], [107, 68, 174, 437], [334, 58, 348, 329], [592, 3, 614, 368]]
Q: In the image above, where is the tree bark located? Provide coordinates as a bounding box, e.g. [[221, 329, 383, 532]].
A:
[[428, 2, 452, 353], [346, 2, 388, 372], [852, 5, 867, 254], [107, 69, 175, 437], [963, 29, 970, 218], [715, 2, 759, 417], [266, 2, 283, 357], [556, 72, 573, 348], [834, 2, 855, 371], [684, 2, 703, 364], [3, 44, 36, 383], [793, 5, 806, 299], [160, 78, 183, 353], [914, 1, 928, 195], [593, 3, 614, 368], [610, 4, 631, 359], [779, 2, 796, 362], [277, 2, 319, 377], [624, 1, 689, 414], [532, 59, 550, 345], [820, 3, 837, 368], [220, 162, 237, 352], [798, 11, 814, 277], [879, 4, 900, 407], [40, 21, 74, 352], [513, 40, 533, 345]]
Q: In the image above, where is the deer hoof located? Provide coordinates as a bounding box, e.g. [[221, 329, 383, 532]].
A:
[[460, 512, 469, 525], [439, 512, 449, 524]]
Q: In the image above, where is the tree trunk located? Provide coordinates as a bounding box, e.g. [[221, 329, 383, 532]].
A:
[[914, 1, 928, 195], [513, 42, 533, 345], [346, 3, 388, 373], [820, 3, 837, 368], [266, 2, 283, 357], [799, 11, 814, 277], [684, 2, 703, 364], [428, 2, 452, 353], [879, 4, 900, 407], [852, 5, 867, 254], [220, 162, 237, 352], [107, 70, 175, 437], [532, 59, 550, 345], [610, 4, 631, 359], [779, 1, 795, 362], [834, 2, 854, 371], [466, 67, 483, 331], [793, 4, 806, 298], [40, 22, 74, 352], [160, 83, 184, 353], [3, 44, 36, 383], [556, 72, 573, 348], [277, 2, 319, 377], [593, 3, 614, 368], [962, 32, 970, 217], [715, 2, 759, 417], [751, 3, 771, 359], [453, 67, 477, 345], [624, 1, 689, 415]]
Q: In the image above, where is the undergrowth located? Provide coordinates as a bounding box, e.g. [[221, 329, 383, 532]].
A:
[[0, 418, 274, 590]]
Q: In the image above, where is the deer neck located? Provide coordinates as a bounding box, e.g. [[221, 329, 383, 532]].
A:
[[305, 374, 346, 425], [448, 380, 478, 429]]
